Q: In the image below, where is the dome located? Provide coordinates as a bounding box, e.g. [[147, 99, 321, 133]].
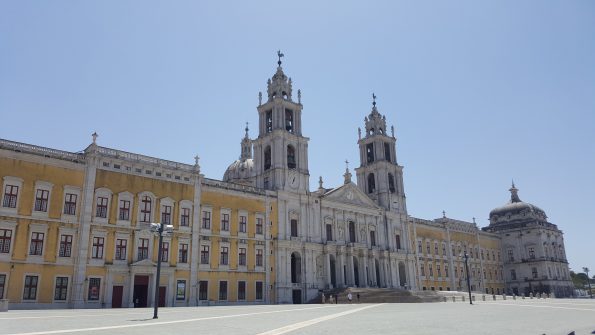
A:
[[222, 158, 256, 183], [488, 183, 547, 222]]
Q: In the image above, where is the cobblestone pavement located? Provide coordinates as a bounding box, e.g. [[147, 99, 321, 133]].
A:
[[0, 299, 594, 335]]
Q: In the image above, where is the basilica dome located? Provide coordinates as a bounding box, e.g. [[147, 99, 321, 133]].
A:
[[488, 183, 547, 224], [223, 158, 255, 183]]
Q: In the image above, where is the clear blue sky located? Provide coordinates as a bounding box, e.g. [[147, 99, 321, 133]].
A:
[[1, 1, 594, 274]]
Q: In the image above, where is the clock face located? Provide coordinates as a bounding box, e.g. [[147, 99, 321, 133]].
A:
[[289, 172, 299, 188]]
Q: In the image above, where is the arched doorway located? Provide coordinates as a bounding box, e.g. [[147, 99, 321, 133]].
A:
[[329, 255, 337, 288], [353, 256, 360, 287], [291, 252, 301, 283], [398, 262, 407, 287], [375, 259, 381, 287]]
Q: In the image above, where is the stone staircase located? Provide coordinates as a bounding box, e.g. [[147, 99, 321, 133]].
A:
[[309, 287, 443, 304]]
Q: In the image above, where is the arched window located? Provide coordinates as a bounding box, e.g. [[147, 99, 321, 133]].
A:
[[366, 143, 374, 163], [367, 173, 375, 193], [348, 221, 356, 243], [265, 110, 273, 133], [264, 146, 271, 170], [285, 109, 294, 133], [388, 173, 396, 193], [287, 145, 296, 169]]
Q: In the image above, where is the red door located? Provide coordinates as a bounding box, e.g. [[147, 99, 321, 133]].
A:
[[158, 286, 166, 307], [112, 286, 123, 308]]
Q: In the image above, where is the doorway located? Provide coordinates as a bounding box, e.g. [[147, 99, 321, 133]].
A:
[[292, 289, 302, 304], [159, 286, 166, 307], [112, 286, 123, 308], [133, 275, 149, 307]]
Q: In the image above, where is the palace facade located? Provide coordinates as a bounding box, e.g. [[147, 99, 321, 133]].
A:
[[0, 57, 573, 308]]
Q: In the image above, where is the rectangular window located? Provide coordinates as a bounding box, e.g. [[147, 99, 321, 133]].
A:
[[290, 219, 298, 237], [137, 238, 149, 260], [426, 241, 430, 254], [370, 231, 376, 246], [92, 237, 104, 259], [418, 241, 422, 253], [442, 244, 446, 256], [23, 275, 38, 300], [238, 248, 247, 266], [256, 249, 263, 267], [255, 281, 263, 300], [219, 281, 227, 300], [507, 249, 514, 262], [162, 205, 172, 224], [181, 208, 190, 227], [384, 142, 391, 162], [63, 193, 77, 215], [199, 281, 208, 300], [2, 185, 18, 208], [0, 229, 12, 253], [429, 264, 434, 277], [140, 196, 152, 223], [528, 247, 535, 259], [220, 246, 229, 265], [161, 242, 169, 262], [179, 243, 188, 263], [115, 239, 127, 260], [96, 197, 108, 218], [239, 215, 247, 233], [29, 232, 44, 255], [34, 189, 49, 212], [366, 143, 374, 163], [119, 200, 130, 221], [437, 264, 441, 277], [285, 109, 294, 133], [59, 234, 73, 257], [265, 110, 272, 133], [200, 245, 209, 264], [237, 281, 246, 300], [256, 217, 264, 234], [532, 267, 538, 279], [221, 213, 230, 231], [0, 274, 5, 299], [326, 224, 333, 241], [420, 264, 425, 276], [202, 211, 211, 229], [434, 243, 438, 255], [88, 278, 100, 300], [176, 280, 186, 300], [54, 277, 68, 301], [445, 265, 449, 277]]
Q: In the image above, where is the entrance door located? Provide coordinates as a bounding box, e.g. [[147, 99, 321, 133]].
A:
[[158, 286, 166, 307], [133, 275, 149, 307], [112, 286, 123, 308], [292, 289, 302, 304]]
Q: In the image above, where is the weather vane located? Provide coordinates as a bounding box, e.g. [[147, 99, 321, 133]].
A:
[[372, 93, 377, 107], [277, 50, 284, 66]]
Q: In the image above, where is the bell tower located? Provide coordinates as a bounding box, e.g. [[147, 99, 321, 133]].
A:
[[253, 52, 310, 192], [355, 94, 406, 212]]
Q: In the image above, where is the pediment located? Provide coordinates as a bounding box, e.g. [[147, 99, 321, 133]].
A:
[[131, 259, 156, 267], [322, 183, 379, 209]]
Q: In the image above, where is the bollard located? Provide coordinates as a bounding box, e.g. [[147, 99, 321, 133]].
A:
[[462, 295, 465, 302], [0, 299, 7, 312], [513, 295, 516, 300], [443, 296, 447, 302], [503, 294, 506, 300], [530, 292, 533, 299], [482, 295, 486, 301], [522, 294, 525, 299], [492, 294, 496, 301], [472, 295, 476, 301], [452, 296, 456, 302]]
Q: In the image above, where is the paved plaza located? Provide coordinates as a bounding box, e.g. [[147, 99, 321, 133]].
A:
[[0, 299, 594, 335]]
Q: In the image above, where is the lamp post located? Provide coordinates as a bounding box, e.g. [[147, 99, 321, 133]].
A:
[[463, 252, 472, 305], [150, 222, 173, 319], [583, 267, 592, 299]]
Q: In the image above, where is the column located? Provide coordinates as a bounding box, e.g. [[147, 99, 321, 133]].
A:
[[189, 171, 203, 305]]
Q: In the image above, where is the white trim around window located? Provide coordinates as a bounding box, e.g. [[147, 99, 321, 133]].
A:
[[1, 176, 23, 216], [0, 220, 16, 262], [178, 200, 193, 232], [116, 191, 134, 227], [61, 185, 81, 223], [26, 223, 48, 263], [93, 188, 113, 224], [22, 273, 41, 302], [52, 275, 72, 303], [89, 229, 107, 265], [56, 227, 77, 265], [31, 181, 54, 218], [137, 191, 156, 226]]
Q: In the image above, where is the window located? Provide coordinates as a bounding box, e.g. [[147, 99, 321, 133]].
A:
[[0, 229, 12, 253], [481, 250, 485, 260], [29, 232, 44, 255], [287, 145, 296, 169], [532, 267, 538, 279], [528, 247, 535, 259], [23, 275, 39, 300], [437, 264, 441, 277], [96, 197, 108, 218], [119, 200, 130, 221], [256, 281, 263, 300], [366, 143, 374, 163], [445, 265, 449, 277], [420, 264, 425, 276], [0, 274, 5, 299], [115, 239, 127, 260], [199, 281, 208, 300], [256, 249, 263, 267], [181, 208, 190, 227], [137, 238, 149, 260], [265, 110, 272, 133], [429, 264, 433, 277], [202, 211, 211, 229], [434, 243, 438, 255], [200, 245, 210, 264], [418, 241, 422, 253], [264, 146, 271, 170], [290, 219, 298, 237], [326, 224, 333, 241], [442, 243, 446, 256], [161, 205, 172, 225], [34, 189, 49, 212], [178, 243, 188, 263], [92, 237, 104, 259], [63, 193, 77, 215], [285, 109, 294, 133], [388, 173, 395, 193], [88, 278, 100, 300], [484, 270, 487, 279], [140, 196, 152, 223], [2, 185, 18, 208], [238, 281, 246, 300], [384, 142, 391, 162], [367, 173, 375, 193], [161, 242, 169, 262], [59, 234, 72, 257], [221, 213, 230, 231], [349, 221, 356, 243], [176, 280, 186, 300], [220, 246, 229, 265], [370, 231, 376, 247], [395, 235, 401, 250], [54, 277, 68, 301], [507, 249, 514, 262], [256, 217, 264, 235], [426, 241, 430, 254], [239, 248, 246, 266], [239, 215, 247, 233], [219, 281, 228, 300]]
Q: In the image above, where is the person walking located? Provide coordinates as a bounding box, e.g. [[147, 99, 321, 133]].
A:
[[335, 294, 339, 304], [347, 292, 353, 304], [357, 293, 360, 303]]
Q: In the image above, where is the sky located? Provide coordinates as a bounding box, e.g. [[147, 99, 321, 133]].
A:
[[1, 1, 594, 274]]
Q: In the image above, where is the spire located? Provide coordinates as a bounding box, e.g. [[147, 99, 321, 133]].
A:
[[343, 159, 352, 184], [240, 123, 252, 161], [267, 51, 293, 102], [509, 181, 521, 203], [364, 93, 387, 137]]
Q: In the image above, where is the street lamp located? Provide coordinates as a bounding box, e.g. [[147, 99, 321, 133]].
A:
[[583, 267, 592, 299], [150, 222, 173, 319], [463, 252, 473, 305]]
